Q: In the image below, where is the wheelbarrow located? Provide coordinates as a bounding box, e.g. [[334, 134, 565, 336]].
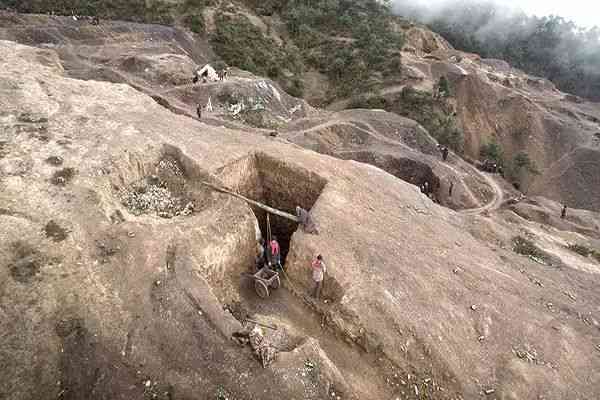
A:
[[247, 267, 281, 298]]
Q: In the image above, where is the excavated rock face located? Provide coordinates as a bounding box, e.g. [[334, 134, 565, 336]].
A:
[[399, 44, 600, 211], [281, 109, 493, 210], [2, 25, 600, 400], [117, 53, 197, 86], [403, 26, 454, 54], [529, 146, 600, 211], [3, 11, 599, 212]]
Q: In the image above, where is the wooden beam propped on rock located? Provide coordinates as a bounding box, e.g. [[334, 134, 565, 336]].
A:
[[199, 181, 300, 223]]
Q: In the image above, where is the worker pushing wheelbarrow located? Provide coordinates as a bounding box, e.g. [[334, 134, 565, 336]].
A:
[[197, 180, 319, 299], [245, 214, 283, 298]]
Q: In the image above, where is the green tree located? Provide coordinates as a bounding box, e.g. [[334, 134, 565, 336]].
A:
[[479, 140, 504, 165], [508, 151, 539, 192], [438, 76, 450, 97], [185, 14, 204, 34], [402, 0, 600, 101]]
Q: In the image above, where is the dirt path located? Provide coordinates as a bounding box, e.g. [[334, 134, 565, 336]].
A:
[[239, 285, 393, 399], [459, 167, 504, 215], [285, 116, 505, 214]]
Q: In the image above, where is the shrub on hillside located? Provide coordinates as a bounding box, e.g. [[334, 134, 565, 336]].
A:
[[566, 243, 600, 262], [512, 236, 548, 264], [567, 243, 592, 257], [1, 0, 175, 24], [185, 14, 204, 34], [283, 78, 304, 98], [211, 12, 303, 80], [480, 141, 504, 165], [348, 88, 464, 153]]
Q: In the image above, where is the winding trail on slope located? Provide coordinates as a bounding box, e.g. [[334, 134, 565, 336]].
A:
[[459, 167, 504, 215], [285, 117, 504, 214]]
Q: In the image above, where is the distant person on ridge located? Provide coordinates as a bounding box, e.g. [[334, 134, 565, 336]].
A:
[[442, 146, 449, 161], [449, 181, 454, 197], [561, 204, 568, 219], [196, 104, 202, 119]]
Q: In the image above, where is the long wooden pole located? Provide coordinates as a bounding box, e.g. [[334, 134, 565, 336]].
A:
[[200, 181, 299, 223], [244, 318, 278, 331]]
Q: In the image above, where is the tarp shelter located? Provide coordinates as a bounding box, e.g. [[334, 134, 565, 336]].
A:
[[196, 64, 219, 82]]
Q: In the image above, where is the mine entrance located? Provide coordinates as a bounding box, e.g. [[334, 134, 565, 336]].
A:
[[216, 153, 327, 266]]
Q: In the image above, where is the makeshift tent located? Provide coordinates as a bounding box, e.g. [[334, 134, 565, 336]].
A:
[[196, 64, 219, 82]]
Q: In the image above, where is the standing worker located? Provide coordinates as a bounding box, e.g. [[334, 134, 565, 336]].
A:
[[196, 103, 202, 119], [311, 255, 326, 300], [448, 181, 454, 197], [442, 146, 449, 161], [269, 235, 281, 269], [296, 206, 318, 234], [561, 204, 568, 219]]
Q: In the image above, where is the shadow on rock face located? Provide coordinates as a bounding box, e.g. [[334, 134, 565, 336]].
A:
[[8, 241, 43, 283], [50, 167, 77, 186], [336, 150, 441, 198], [55, 316, 159, 400], [94, 234, 124, 264], [44, 220, 69, 242]]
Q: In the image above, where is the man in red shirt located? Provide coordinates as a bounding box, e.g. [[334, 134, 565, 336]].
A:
[[268, 236, 281, 269]]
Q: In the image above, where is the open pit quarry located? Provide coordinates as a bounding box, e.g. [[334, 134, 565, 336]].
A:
[[1, 10, 600, 400]]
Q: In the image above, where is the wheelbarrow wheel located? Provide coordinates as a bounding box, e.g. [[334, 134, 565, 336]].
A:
[[255, 280, 269, 298], [271, 275, 280, 290]]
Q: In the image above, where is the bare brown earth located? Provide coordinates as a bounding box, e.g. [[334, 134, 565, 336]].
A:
[[1, 13, 600, 400], [327, 22, 600, 212], [396, 29, 600, 212]]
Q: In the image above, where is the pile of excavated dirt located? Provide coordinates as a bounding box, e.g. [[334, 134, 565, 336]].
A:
[[118, 181, 194, 218], [118, 156, 196, 218], [2, 20, 600, 400]]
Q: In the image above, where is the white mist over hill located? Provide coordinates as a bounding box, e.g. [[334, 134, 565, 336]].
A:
[[392, 0, 598, 28]]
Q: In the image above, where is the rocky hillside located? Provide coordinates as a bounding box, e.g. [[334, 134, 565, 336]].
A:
[[1, 6, 600, 400], [347, 23, 600, 212], [2, 18, 600, 400], [4, 4, 599, 212]]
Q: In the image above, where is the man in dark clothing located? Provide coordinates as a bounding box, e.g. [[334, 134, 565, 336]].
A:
[[561, 204, 568, 219], [449, 181, 454, 197], [296, 206, 318, 234], [196, 104, 202, 119], [442, 146, 449, 161]]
